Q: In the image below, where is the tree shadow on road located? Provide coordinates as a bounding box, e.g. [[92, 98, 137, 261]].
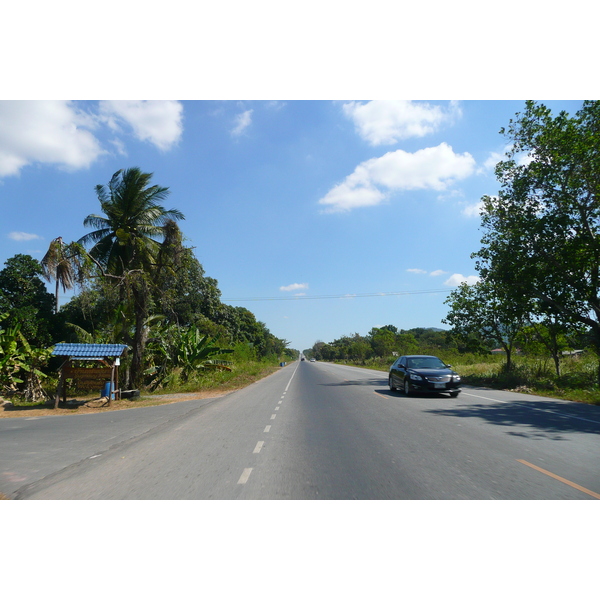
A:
[[422, 399, 600, 439]]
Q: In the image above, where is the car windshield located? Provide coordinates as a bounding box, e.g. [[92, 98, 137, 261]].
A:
[[407, 357, 446, 369]]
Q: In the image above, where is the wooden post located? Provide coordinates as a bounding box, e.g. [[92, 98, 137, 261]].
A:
[[54, 371, 62, 409], [115, 362, 120, 402], [109, 363, 114, 407], [55, 359, 69, 409]]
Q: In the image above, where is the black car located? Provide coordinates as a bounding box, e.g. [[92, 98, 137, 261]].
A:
[[389, 355, 461, 397]]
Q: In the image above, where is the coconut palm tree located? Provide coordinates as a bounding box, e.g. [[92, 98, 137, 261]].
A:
[[79, 167, 185, 386], [79, 168, 184, 275], [40, 237, 76, 313]]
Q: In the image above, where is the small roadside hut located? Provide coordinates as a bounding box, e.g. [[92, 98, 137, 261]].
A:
[[51, 344, 128, 409]]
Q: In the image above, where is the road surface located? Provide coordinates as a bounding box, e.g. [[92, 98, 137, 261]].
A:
[[1, 360, 599, 499]]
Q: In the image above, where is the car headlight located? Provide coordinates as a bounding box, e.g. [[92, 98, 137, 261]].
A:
[[410, 373, 423, 381], [453, 375, 461, 382]]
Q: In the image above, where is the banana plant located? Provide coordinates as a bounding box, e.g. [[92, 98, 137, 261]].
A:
[[145, 324, 233, 390], [0, 313, 51, 400]]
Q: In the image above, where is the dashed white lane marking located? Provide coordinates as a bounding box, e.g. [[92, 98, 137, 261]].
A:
[[238, 468, 253, 484], [270, 414, 277, 420], [275, 406, 280, 411], [278, 400, 283, 404], [264, 425, 271, 433], [253, 441, 264, 454]]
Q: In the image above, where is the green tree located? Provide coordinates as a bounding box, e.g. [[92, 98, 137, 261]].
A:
[[369, 327, 396, 358], [517, 313, 582, 377], [473, 100, 600, 382], [396, 332, 419, 356], [154, 247, 222, 327], [0, 254, 55, 347], [78, 167, 185, 386], [443, 281, 525, 371]]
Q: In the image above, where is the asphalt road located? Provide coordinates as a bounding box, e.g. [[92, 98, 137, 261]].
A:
[[1, 360, 599, 499]]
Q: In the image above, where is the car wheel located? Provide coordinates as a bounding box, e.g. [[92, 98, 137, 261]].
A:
[[404, 380, 411, 396], [389, 375, 397, 391], [450, 391, 459, 398]]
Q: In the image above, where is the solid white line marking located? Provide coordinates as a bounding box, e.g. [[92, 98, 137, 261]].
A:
[[253, 441, 264, 454], [271, 414, 277, 420], [463, 391, 508, 404], [462, 391, 600, 424], [264, 425, 271, 433], [238, 468, 253, 484], [285, 363, 300, 392]]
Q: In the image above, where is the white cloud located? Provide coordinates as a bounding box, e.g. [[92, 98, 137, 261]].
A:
[[280, 283, 308, 292], [342, 100, 461, 146], [408, 268, 448, 276], [462, 201, 484, 218], [516, 152, 535, 167], [437, 189, 464, 202], [8, 231, 42, 241], [0, 100, 184, 178], [444, 273, 480, 286], [482, 151, 503, 173], [99, 100, 183, 151], [481, 145, 533, 174], [0, 101, 104, 177], [319, 143, 475, 213], [231, 109, 253, 137]]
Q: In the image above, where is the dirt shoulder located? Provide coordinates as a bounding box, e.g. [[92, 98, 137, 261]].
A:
[[1, 364, 288, 418], [0, 363, 293, 419], [0, 389, 229, 418]]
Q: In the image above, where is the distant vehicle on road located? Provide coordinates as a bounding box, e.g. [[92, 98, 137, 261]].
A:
[[389, 355, 461, 397], [310, 358, 316, 362]]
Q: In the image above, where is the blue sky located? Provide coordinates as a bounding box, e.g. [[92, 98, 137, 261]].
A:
[[2, 2, 596, 353], [0, 99, 586, 351]]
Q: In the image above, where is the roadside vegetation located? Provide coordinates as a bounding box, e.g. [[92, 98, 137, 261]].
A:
[[1, 167, 297, 411]]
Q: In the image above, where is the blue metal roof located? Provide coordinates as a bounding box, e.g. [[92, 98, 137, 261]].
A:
[[51, 343, 128, 358]]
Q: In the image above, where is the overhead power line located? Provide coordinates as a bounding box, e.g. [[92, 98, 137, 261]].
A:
[[222, 288, 454, 302]]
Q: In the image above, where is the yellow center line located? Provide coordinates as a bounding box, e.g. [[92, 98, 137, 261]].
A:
[[517, 459, 600, 499]]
